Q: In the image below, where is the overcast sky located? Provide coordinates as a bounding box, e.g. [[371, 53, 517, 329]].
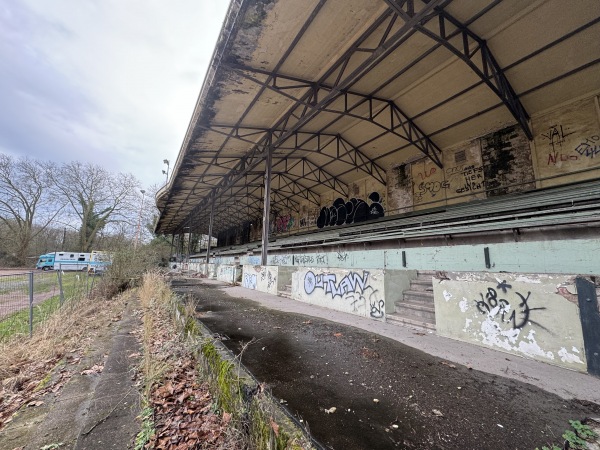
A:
[[0, 0, 229, 190]]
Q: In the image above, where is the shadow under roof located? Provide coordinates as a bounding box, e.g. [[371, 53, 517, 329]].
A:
[[155, 0, 600, 235]]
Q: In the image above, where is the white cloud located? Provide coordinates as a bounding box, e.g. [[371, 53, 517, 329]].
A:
[[0, 0, 229, 188]]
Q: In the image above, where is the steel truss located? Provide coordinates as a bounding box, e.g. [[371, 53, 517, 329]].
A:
[[171, 0, 532, 238], [226, 64, 443, 167], [174, 0, 444, 233], [383, 0, 532, 139]]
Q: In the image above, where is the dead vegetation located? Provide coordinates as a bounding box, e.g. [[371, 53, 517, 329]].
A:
[[136, 272, 242, 449], [0, 289, 129, 429]]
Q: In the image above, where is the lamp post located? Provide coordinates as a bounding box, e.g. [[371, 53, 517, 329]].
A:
[[162, 159, 170, 183], [134, 189, 146, 248]]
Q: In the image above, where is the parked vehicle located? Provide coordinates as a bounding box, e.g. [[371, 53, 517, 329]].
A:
[[35, 251, 91, 271], [35, 253, 57, 271], [87, 250, 112, 275]]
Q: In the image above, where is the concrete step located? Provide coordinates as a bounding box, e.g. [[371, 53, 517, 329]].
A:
[[416, 270, 437, 277], [395, 302, 436, 322], [396, 295, 435, 308], [410, 278, 434, 291], [402, 289, 434, 302], [278, 283, 292, 299], [386, 313, 436, 331]]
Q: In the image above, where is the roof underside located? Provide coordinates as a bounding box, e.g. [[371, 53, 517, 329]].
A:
[[155, 0, 600, 235]]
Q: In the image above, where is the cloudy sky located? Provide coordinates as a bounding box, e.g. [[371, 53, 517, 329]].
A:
[[0, 0, 229, 190]]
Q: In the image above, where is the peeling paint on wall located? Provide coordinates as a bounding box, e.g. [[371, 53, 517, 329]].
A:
[[481, 126, 535, 197], [532, 96, 600, 187], [433, 272, 587, 372]]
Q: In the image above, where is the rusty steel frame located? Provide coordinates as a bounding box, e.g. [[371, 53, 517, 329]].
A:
[[161, 0, 568, 240]]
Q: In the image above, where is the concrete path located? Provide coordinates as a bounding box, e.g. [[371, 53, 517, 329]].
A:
[[0, 299, 142, 450], [195, 279, 600, 404]]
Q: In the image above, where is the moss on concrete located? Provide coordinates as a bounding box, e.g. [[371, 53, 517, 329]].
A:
[[172, 296, 314, 449]]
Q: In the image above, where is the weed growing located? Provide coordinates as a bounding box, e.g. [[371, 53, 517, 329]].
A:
[[536, 419, 599, 450]]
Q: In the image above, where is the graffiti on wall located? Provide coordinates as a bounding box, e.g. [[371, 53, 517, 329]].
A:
[[415, 180, 450, 200], [450, 165, 484, 194], [294, 254, 329, 266], [303, 270, 384, 319], [316, 193, 384, 228], [474, 280, 547, 330], [246, 256, 261, 265], [270, 254, 291, 265], [218, 265, 235, 281], [540, 124, 575, 151], [272, 214, 295, 233], [260, 266, 277, 290], [336, 251, 349, 262], [243, 273, 257, 290], [575, 135, 600, 159], [541, 125, 599, 165], [299, 216, 313, 228]]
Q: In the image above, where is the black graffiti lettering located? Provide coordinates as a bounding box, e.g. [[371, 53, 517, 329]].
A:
[[475, 292, 490, 314], [497, 280, 511, 293], [337, 252, 349, 261], [474, 285, 546, 330], [540, 124, 574, 151], [370, 298, 385, 319], [317, 192, 384, 229], [486, 287, 498, 308]]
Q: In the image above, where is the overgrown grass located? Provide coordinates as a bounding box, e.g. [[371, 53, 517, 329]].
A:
[[0, 271, 97, 342], [0, 295, 60, 340], [0, 280, 128, 388], [135, 272, 314, 449], [134, 403, 156, 450]]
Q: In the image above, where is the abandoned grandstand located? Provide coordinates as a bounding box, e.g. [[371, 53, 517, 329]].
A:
[[155, 0, 600, 377]]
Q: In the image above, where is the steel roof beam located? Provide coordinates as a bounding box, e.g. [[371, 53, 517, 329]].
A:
[[163, 0, 443, 235], [383, 0, 532, 140], [228, 63, 442, 167], [203, 124, 388, 186], [181, 1, 442, 229]]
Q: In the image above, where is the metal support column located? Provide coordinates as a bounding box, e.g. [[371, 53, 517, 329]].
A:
[[205, 201, 214, 265], [261, 143, 273, 265]]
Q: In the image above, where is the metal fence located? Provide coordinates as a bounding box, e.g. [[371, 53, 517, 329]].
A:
[[0, 270, 99, 341]]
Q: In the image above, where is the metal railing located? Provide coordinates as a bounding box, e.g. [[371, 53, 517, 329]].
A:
[[0, 270, 99, 341]]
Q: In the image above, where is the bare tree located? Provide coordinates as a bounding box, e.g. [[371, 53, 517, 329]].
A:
[[50, 161, 140, 252], [0, 154, 62, 266]]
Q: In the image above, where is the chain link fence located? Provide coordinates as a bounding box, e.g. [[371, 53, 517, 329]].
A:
[[0, 270, 99, 341]]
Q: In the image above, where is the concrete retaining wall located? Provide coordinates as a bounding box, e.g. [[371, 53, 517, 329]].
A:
[[216, 265, 241, 284], [241, 265, 280, 295], [433, 272, 587, 372], [291, 267, 386, 321]]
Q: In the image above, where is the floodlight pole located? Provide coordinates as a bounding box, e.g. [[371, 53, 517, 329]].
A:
[[163, 159, 170, 183], [134, 189, 146, 248]]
